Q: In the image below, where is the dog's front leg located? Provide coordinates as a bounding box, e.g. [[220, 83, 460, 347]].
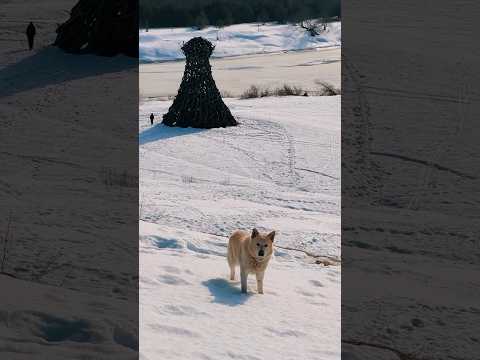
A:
[[240, 267, 248, 294], [256, 271, 265, 294]]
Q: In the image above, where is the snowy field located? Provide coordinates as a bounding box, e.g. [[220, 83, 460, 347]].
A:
[[140, 22, 341, 62], [139, 96, 341, 359], [140, 47, 341, 99], [1, 1, 139, 358]]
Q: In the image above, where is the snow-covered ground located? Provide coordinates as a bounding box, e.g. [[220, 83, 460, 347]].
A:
[[140, 22, 341, 62], [140, 47, 341, 99], [139, 96, 341, 359], [0, 1, 139, 358]]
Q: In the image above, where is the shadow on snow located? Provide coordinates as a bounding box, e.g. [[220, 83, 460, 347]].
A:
[[0, 46, 136, 98], [202, 278, 251, 306], [139, 124, 205, 145]]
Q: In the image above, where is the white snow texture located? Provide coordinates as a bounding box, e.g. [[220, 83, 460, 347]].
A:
[[140, 96, 341, 360], [140, 22, 341, 62]]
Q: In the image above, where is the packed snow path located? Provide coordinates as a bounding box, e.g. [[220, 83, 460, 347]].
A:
[[139, 96, 340, 359]]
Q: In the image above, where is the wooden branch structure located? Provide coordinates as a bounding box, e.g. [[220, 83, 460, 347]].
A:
[[163, 37, 237, 129], [55, 0, 138, 57]]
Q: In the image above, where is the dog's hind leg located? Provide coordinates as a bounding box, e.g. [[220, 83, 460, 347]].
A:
[[227, 252, 235, 280], [240, 268, 248, 294], [229, 264, 235, 280]]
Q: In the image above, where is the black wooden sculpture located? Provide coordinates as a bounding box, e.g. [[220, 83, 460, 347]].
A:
[[162, 37, 237, 128], [54, 0, 138, 57]]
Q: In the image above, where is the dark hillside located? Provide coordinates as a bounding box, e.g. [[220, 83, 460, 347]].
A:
[[140, 0, 340, 29]]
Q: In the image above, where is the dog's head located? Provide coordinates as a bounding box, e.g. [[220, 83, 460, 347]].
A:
[[249, 228, 275, 260]]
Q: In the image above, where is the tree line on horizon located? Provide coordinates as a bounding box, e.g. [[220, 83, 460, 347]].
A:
[[140, 0, 340, 29]]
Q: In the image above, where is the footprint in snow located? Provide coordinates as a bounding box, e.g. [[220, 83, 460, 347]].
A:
[[163, 304, 211, 317], [305, 299, 329, 306], [162, 265, 181, 274], [310, 279, 324, 287], [149, 324, 200, 338], [158, 274, 191, 286], [264, 327, 306, 337], [225, 351, 261, 360], [297, 289, 316, 297], [297, 288, 325, 299]]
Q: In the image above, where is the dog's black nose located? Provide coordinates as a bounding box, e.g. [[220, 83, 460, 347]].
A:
[[258, 250, 265, 257]]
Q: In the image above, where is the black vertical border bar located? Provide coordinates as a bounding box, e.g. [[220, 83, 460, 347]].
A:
[[342, 0, 480, 358], [0, 1, 139, 358]]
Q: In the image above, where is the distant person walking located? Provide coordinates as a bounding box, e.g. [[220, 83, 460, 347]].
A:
[[26, 22, 36, 50], [150, 113, 154, 125]]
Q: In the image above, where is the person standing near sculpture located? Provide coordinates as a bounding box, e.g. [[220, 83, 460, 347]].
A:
[[26, 22, 36, 50]]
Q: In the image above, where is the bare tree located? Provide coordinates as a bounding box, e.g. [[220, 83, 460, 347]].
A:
[[300, 19, 321, 36]]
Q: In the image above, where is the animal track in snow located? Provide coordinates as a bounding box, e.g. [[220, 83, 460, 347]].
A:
[[158, 274, 191, 286]]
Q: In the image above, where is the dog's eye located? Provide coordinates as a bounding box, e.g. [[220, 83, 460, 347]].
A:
[[257, 243, 260, 246]]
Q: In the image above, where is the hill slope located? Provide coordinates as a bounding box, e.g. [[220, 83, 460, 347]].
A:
[[140, 22, 341, 62]]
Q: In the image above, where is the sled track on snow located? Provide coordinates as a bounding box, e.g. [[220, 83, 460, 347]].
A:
[[241, 117, 299, 187]]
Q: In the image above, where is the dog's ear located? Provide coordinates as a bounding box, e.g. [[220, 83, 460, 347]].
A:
[[267, 231, 276, 242], [252, 228, 259, 238]]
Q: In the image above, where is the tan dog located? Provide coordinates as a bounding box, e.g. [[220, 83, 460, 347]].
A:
[[227, 228, 275, 294]]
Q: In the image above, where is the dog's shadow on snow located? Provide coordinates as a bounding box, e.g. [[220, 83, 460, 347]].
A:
[[202, 278, 252, 306], [139, 124, 205, 145]]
